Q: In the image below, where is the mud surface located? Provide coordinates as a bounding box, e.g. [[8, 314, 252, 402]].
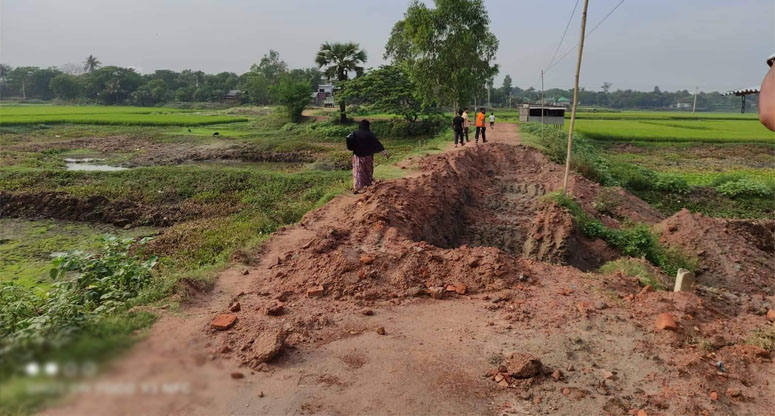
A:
[[0, 191, 239, 227], [10, 135, 314, 167], [41, 125, 775, 416]]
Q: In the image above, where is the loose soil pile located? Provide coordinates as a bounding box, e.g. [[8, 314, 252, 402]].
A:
[[204, 142, 774, 415]]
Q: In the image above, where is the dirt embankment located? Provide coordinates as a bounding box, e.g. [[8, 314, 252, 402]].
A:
[[656, 209, 775, 293], [204, 143, 774, 415], [0, 191, 239, 227]]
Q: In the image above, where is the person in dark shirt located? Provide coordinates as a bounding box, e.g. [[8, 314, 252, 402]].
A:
[[346, 119, 389, 193], [452, 110, 465, 147]]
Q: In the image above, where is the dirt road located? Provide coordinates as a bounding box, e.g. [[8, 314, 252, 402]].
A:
[[42, 123, 775, 416]]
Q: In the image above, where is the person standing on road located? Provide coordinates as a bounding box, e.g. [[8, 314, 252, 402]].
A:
[[346, 119, 389, 194], [489, 112, 496, 129], [475, 107, 487, 143], [452, 110, 465, 147], [462, 108, 471, 142]]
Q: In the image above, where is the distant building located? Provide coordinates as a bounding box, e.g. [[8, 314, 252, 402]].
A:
[[674, 103, 692, 110], [519, 104, 565, 127], [312, 84, 335, 107], [555, 97, 571, 107], [223, 90, 242, 104]]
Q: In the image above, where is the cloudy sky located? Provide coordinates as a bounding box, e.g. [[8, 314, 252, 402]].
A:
[[1, 0, 772, 92]]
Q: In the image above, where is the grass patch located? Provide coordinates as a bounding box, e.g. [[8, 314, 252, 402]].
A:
[[599, 258, 664, 289], [746, 328, 775, 352], [543, 191, 695, 277]]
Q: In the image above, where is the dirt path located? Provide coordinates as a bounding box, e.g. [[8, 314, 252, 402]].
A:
[[41, 122, 775, 416]]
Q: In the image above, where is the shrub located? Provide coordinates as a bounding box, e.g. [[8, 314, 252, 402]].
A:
[[543, 191, 695, 277], [0, 236, 157, 362], [270, 77, 311, 122], [715, 178, 774, 198], [653, 173, 690, 193], [609, 162, 656, 191]]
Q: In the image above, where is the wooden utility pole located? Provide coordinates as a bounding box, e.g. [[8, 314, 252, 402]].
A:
[[692, 86, 698, 114], [562, 0, 590, 195], [541, 70, 545, 138]]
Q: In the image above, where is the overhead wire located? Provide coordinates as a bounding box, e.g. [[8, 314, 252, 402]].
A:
[[544, 0, 627, 74], [545, 0, 581, 72]]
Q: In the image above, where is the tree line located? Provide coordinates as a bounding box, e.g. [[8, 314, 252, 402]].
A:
[[0, 51, 322, 109]]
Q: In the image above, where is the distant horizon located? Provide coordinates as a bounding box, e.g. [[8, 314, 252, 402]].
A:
[[1, 0, 772, 92]]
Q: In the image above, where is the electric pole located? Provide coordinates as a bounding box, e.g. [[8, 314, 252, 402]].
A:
[[562, 0, 590, 195], [692, 86, 698, 114], [541, 70, 545, 138]]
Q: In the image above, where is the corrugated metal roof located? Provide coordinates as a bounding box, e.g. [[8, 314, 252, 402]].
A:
[[725, 87, 759, 96]]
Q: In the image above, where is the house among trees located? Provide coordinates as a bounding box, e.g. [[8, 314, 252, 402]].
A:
[[555, 96, 570, 107], [223, 89, 242, 104], [312, 83, 335, 107]]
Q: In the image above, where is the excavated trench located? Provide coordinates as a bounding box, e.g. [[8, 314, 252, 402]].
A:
[[353, 143, 617, 273]]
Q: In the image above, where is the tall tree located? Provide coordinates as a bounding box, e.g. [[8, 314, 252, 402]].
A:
[[83, 55, 101, 73], [339, 65, 422, 122], [315, 42, 367, 123], [251, 50, 288, 86], [502, 74, 513, 106], [385, 0, 499, 113]]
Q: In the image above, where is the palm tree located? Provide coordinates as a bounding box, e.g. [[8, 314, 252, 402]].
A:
[[83, 55, 101, 73], [315, 42, 367, 123]]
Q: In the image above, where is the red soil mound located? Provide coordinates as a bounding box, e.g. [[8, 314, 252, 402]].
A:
[[656, 209, 775, 293]]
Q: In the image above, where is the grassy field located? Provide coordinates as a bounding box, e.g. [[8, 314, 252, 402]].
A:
[[0, 105, 248, 126], [570, 118, 773, 143], [571, 110, 760, 121]]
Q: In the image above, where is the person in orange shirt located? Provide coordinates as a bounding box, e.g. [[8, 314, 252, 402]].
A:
[[475, 107, 487, 143]]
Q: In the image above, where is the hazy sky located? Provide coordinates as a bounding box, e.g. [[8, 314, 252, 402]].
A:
[[1, 0, 773, 92]]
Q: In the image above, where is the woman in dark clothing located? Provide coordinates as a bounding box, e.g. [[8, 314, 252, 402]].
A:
[[347, 119, 389, 193]]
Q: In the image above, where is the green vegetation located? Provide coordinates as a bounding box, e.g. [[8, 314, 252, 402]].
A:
[[571, 111, 760, 121], [570, 119, 773, 143], [340, 65, 422, 122], [543, 191, 695, 278], [270, 77, 313, 122], [0, 106, 246, 126], [0, 219, 156, 287], [520, 120, 774, 219], [599, 258, 664, 289], [0, 237, 157, 374], [385, 0, 498, 111]]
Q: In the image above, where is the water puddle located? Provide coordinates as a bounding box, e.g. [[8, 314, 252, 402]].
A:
[[64, 158, 128, 172]]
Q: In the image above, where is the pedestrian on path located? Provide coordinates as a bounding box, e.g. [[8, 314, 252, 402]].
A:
[[475, 108, 487, 143], [489, 112, 495, 129], [346, 119, 389, 194], [462, 108, 471, 142], [453, 110, 465, 147]]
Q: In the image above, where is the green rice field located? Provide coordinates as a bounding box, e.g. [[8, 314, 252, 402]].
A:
[[0, 105, 247, 126], [569, 117, 773, 143]]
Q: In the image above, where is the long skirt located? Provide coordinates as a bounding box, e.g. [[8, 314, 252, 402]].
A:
[[353, 154, 374, 191]]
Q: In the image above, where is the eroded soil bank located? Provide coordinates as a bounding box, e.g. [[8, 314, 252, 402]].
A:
[[43, 132, 775, 416]]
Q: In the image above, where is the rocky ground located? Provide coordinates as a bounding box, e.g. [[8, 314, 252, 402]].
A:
[[43, 124, 775, 416]]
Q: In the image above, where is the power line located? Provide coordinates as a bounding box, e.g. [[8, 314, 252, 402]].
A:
[[546, 0, 627, 74], [545, 0, 581, 72]]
